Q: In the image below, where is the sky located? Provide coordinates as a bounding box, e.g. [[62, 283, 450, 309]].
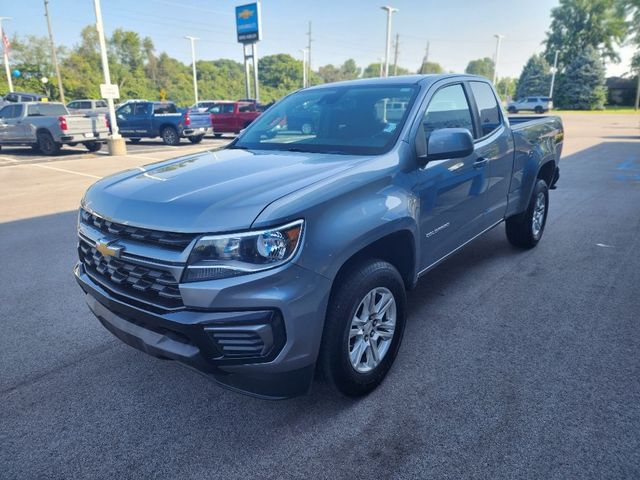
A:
[[2, 0, 636, 79]]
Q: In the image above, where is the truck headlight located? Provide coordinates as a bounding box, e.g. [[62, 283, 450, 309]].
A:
[[183, 220, 304, 282]]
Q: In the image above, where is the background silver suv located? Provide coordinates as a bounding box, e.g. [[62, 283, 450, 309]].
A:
[[507, 96, 553, 114]]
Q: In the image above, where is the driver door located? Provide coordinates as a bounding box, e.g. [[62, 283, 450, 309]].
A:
[[413, 83, 489, 270], [0, 105, 23, 142]]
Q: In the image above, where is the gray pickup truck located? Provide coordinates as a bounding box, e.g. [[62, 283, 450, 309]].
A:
[[0, 102, 109, 155], [75, 74, 563, 399]]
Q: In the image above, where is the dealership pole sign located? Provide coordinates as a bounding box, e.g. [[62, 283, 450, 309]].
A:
[[236, 2, 261, 44]]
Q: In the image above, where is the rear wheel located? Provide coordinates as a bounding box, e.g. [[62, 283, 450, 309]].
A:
[[534, 106, 544, 114], [128, 138, 141, 144], [214, 133, 223, 138], [506, 179, 549, 249], [37, 131, 62, 156], [301, 122, 313, 135], [161, 126, 180, 146], [84, 141, 102, 152], [508, 107, 518, 114], [188, 135, 204, 144], [319, 259, 407, 397]]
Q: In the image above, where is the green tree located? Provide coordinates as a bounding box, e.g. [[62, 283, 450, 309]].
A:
[[496, 77, 518, 101], [418, 61, 444, 74], [318, 59, 361, 83], [544, 0, 627, 66], [465, 57, 494, 79], [555, 46, 607, 109], [258, 54, 303, 100], [515, 54, 551, 99], [362, 63, 382, 78]]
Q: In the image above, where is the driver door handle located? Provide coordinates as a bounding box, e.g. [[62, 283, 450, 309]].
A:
[[474, 157, 488, 169]]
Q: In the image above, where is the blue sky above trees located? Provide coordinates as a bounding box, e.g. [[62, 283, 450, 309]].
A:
[[3, 0, 636, 78]]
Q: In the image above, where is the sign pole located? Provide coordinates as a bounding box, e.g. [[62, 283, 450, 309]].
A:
[[252, 42, 259, 102], [93, 0, 126, 155], [243, 44, 252, 99]]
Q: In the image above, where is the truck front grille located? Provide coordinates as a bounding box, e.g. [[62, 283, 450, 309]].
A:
[[78, 238, 183, 310], [80, 208, 197, 251]]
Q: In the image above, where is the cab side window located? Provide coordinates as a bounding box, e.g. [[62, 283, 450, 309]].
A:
[[470, 81, 502, 137], [0, 105, 20, 119], [422, 84, 474, 139]]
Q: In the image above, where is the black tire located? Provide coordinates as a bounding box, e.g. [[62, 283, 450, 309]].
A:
[[506, 179, 549, 249], [301, 122, 313, 135], [319, 259, 407, 397], [128, 138, 141, 144], [84, 141, 102, 152], [508, 107, 517, 114], [161, 126, 180, 146], [534, 106, 544, 114], [188, 135, 204, 144], [31, 144, 40, 153], [214, 133, 223, 138], [68, 142, 78, 147], [37, 131, 62, 156]]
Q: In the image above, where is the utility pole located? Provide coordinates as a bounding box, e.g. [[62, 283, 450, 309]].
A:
[[420, 41, 430, 73], [300, 48, 308, 88], [0, 17, 13, 92], [43, 1, 65, 103], [492, 34, 504, 85], [93, 0, 125, 155], [392, 33, 399, 76], [184, 36, 199, 104], [380, 6, 398, 77], [549, 50, 559, 99], [306, 21, 312, 85], [635, 74, 640, 111]]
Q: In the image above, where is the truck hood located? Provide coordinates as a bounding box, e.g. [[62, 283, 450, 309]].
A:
[[82, 148, 367, 233]]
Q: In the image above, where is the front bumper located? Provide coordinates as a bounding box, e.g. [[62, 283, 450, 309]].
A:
[[75, 262, 331, 399]]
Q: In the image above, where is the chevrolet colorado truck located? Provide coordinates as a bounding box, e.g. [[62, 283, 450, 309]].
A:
[[114, 101, 211, 145], [0, 102, 108, 155], [75, 75, 563, 399]]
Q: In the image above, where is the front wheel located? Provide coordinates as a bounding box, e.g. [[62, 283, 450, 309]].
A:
[[319, 259, 407, 397], [506, 179, 549, 249], [161, 126, 180, 146], [534, 106, 544, 114], [128, 138, 141, 144], [188, 135, 204, 144], [508, 107, 517, 114]]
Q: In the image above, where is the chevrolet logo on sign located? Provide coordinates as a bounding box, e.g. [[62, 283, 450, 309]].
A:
[[95, 239, 123, 258], [238, 9, 254, 20]]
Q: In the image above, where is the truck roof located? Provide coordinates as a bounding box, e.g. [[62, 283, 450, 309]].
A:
[[305, 73, 487, 91]]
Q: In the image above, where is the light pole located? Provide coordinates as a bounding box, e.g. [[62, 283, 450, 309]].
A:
[[300, 48, 308, 88], [44, 0, 65, 103], [185, 36, 199, 105], [93, 0, 125, 155], [492, 34, 504, 85], [380, 6, 398, 77], [549, 50, 559, 99], [0, 17, 13, 92]]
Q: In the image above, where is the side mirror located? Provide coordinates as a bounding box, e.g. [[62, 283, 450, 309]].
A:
[[415, 127, 474, 166]]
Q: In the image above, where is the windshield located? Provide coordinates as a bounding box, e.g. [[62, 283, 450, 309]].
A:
[[231, 84, 419, 155]]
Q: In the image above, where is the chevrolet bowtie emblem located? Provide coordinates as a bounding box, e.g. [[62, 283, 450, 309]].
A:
[[238, 9, 254, 19], [95, 239, 123, 258]]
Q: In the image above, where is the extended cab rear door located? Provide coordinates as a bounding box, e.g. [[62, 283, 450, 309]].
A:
[[0, 104, 26, 142], [466, 80, 515, 225]]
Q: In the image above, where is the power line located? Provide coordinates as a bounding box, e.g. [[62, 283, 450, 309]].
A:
[[44, 0, 65, 103]]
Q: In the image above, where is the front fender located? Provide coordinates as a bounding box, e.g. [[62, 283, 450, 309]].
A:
[[252, 153, 419, 282]]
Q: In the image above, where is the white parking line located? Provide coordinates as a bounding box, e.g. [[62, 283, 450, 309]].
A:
[[23, 163, 102, 179]]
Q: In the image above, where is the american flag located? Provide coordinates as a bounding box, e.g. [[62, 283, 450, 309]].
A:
[[2, 32, 10, 54]]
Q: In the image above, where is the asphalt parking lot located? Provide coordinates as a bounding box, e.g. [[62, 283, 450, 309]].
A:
[[1, 114, 639, 479]]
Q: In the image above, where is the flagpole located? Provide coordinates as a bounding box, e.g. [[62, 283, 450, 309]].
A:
[[0, 17, 13, 92]]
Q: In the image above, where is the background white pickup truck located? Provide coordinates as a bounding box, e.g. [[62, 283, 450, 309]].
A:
[[0, 102, 109, 155]]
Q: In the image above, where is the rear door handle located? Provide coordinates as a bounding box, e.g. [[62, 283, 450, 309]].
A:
[[474, 157, 488, 169]]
